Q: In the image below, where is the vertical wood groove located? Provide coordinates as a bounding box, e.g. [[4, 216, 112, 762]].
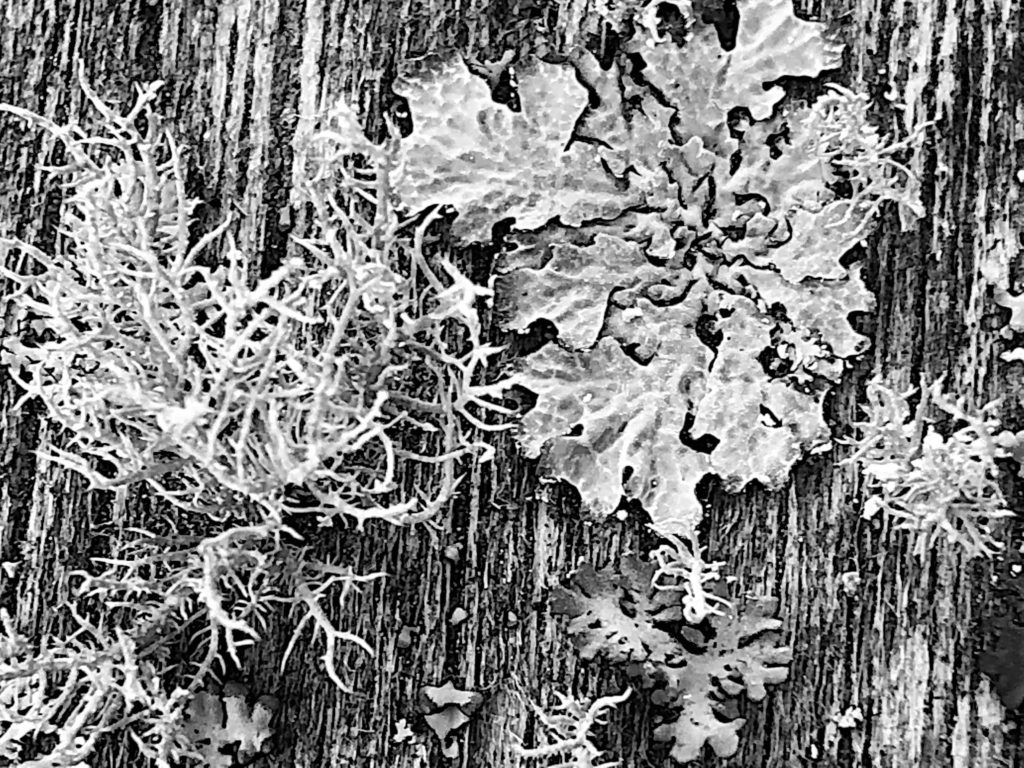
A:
[[1, 0, 1021, 766]]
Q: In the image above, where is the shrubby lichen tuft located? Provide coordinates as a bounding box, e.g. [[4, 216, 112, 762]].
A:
[[842, 377, 1016, 561], [1, 75, 508, 530], [0, 65, 510, 765]]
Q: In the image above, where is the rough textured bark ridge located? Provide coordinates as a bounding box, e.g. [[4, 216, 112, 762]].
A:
[[1, 0, 1023, 766]]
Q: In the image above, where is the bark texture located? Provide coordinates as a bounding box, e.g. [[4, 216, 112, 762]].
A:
[[1, 0, 1023, 767]]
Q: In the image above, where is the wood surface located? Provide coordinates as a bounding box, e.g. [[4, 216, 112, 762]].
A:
[[1, 0, 1023, 766]]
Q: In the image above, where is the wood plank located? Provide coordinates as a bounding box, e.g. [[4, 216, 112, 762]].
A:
[[1, 1, 1022, 766]]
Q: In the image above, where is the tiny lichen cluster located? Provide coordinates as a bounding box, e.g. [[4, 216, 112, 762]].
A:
[[549, 558, 793, 763], [512, 687, 631, 768], [798, 83, 927, 232], [648, 532, 731, 624], [842, 377, 1017, 561]]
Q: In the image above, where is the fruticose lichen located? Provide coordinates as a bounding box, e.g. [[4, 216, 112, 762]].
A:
[[0, 79, 508, 531], [842, 377, 1016, 561], [0, 63, 511, 766]]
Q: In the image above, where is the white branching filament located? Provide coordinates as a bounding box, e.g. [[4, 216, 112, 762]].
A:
[[270, 547, 386, 692], [842, 376, 1016, 561], [649, 532, 732, 624], [0, 607, 193, 768], [799, 83, 929, 235], [513, 688, 632, 768]]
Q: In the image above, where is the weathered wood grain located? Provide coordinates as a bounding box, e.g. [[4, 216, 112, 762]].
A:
[[1, 0, 1023, 766]]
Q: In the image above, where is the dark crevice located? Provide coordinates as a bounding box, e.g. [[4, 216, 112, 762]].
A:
[[694, 0, 740, 51], [653, 1, 693, 46], [694, 313, 723, 351], [680, 412, 720, 454], [758, 404, 782, 428]]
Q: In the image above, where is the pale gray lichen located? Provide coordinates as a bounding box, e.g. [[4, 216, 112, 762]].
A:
[[512, 687, 631, 768], [550, 558, 792, 764], [842, 377, 1016, 561]]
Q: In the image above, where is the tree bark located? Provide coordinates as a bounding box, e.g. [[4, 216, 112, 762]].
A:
[[1, 0, 1023, 767]]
